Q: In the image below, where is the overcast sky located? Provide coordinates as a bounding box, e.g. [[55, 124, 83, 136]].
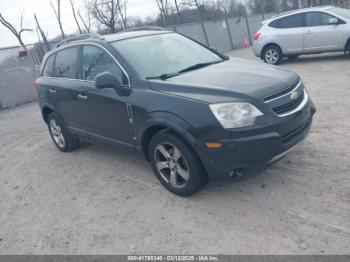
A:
[[0, 0, 159, 48]]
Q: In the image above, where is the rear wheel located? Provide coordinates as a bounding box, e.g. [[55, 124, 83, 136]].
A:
[[47, 112, 79, 152], [148, 131, 207, 196], [262, 45, 283, 65]]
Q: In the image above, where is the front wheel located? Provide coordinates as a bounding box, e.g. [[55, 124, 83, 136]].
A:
[[148, 131, 207, 196], [262, 45, 283, 65]]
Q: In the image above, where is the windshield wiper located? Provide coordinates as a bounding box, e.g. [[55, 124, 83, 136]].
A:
[[178, 61, 222, 74], [146, 73, 179, 80], [146, 60, 223, 80]]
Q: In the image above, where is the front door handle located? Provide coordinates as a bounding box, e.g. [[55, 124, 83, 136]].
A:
[[305, 30, 313, 34], [77, 94, 88, 100], [49, 89, 56, 94]]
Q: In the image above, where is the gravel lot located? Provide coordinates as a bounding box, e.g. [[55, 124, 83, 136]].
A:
[[0, 48, 349, 255]]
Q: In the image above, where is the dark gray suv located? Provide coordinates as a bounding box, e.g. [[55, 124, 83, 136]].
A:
[[36, 30, 316, 196]]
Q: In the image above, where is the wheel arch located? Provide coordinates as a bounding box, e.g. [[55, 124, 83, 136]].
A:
[[41, 104, 55, 123], [261, 42, 283, 58], [140, 113, 200, 161]]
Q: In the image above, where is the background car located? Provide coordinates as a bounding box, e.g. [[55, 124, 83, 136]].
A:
[[253, 6, 350, 64]]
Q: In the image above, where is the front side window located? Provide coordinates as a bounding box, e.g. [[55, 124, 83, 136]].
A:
[[42, 54, 55, 77], [111, 33, 222, 79], [81, 45, 127, 85], [54, 47, 79, 78], [270, 13, 304, 28], [306, 12, 335, 27]]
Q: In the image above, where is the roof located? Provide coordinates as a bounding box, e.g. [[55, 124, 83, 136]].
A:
[[269, 5, 334, 20], [104, 30, 172, 43]]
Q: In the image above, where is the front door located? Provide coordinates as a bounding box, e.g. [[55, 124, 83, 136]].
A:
[[70, 44, 135, 146], [303, 12, 344, 53]]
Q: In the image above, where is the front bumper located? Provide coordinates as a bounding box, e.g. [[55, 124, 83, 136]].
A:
[[199, 98, 316, 180]]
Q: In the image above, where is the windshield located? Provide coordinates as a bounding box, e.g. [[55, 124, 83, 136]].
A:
[[111, 33, 222, 79], [329, 7, 350, 19]]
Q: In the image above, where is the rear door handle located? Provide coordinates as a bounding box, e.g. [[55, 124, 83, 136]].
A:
[[49, 89, 56, 94], [77, 94, 88, 100], [305, 30, 313, 34]]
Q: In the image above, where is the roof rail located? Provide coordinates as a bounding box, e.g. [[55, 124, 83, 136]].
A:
[[125, 26, 166, 32], [55, 33, 102, 48]]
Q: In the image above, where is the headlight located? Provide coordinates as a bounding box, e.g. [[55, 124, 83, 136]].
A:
[[209, 102, 263, 129]]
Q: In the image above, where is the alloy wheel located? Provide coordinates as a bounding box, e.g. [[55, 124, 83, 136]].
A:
[[265, 49, 279, 64], [49, 119, 65, 149], [154, 143, 190, 188]]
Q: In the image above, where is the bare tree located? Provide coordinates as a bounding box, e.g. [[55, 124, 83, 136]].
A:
[[184, 0, 207, 21], [69, 0, 83, 34], [156, 0, 169, 26], [118, 0, 128, 29], [34, 14, 51, 51], [50, 0, 65, 39], [90, 0, 121, 33], [78, 8, 92, 33], [174, 0, 186, 23], [0, 11, 32, 48]]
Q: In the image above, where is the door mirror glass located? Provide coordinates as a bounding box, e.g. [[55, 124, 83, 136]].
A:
[[95, 71, 130, 96], [328, 18, 338, 24]]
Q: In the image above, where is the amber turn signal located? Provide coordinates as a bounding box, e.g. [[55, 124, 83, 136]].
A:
[[205, 142, 222, 149]]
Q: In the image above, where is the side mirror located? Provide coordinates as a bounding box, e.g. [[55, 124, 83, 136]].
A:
[[328, 18, 338, 25], [95, 71, 130, 96]]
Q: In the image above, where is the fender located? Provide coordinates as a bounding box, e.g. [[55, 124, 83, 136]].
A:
[[41, 103, 56, 123], [138, 111, 202, 158]]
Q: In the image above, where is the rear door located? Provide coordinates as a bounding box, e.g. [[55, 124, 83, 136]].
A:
[[70, 44, 134, 146], [303, 11, 344, 52], [49, 46, 80, 128], [270, 13, 305, 54]]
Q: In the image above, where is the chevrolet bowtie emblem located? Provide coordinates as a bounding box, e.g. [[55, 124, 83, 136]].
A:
[[291, 91, 299, 101]]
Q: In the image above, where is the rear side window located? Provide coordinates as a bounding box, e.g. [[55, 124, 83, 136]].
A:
[[306, 12, 335, 27], [42, 55, 55, 77], [54, 47, 79, 79], [269, 13, 304, 28], [81, 45, 127, 85]]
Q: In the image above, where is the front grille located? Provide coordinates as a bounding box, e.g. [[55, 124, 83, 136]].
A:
[[263, 80, 306, 116], [272, 91, 304, 115], [263, 78, 300, 102], [281, 119, 311, 145]]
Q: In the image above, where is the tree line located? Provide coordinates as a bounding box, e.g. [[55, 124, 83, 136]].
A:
[[0, 0, 347, 50]]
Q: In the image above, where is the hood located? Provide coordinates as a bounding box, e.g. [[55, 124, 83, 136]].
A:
[[148, 58, 299, 103]]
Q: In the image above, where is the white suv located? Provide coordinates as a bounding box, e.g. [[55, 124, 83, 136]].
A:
[[253, 6, 350, 64]]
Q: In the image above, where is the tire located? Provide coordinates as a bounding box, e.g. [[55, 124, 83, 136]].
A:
[[345, 42, 350, 57], [287, 55, 299, 60], [47, 112, 79, 152], [262, 45, 283, 65], [148, 131, 207, 196]]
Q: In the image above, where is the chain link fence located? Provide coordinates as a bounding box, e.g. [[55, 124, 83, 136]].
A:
[[0, 3, 349, 109]]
